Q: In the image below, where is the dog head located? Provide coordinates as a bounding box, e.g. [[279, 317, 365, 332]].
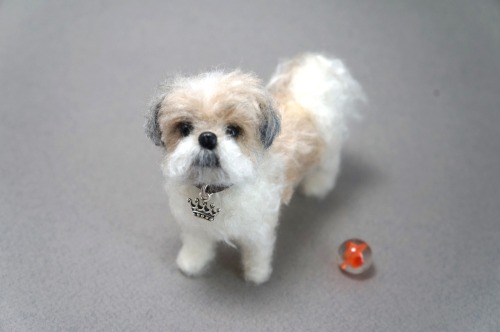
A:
[[145, 70, 281, 187]]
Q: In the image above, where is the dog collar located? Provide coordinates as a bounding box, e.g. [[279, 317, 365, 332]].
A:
[[194, 184, 231, 194]]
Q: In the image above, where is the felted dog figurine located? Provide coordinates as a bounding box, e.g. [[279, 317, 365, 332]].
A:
[[145, 53, 364, 284]]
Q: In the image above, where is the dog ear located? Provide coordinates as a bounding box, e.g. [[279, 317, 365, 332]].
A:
[[145, 91, 166, 147], [259, 96, 281, 149]]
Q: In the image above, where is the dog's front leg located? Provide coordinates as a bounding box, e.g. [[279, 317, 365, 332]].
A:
[[240, 226, 277, 284], [176, 232, 216, 277]]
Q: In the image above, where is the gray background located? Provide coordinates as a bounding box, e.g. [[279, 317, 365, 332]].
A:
[[1, 1, 499, 331]]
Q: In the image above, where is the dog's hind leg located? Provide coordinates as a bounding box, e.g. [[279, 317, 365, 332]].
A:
[[300, 144, 341, 199]]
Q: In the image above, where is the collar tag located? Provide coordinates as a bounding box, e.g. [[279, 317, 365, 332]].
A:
[[187, 184, 221, 222]]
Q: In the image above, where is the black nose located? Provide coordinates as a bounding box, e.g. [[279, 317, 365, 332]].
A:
[[198, 132, 217, 150]]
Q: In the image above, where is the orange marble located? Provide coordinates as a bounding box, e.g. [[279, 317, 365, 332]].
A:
[[340, 241, 368, 270], [337, 238, 373, 274]]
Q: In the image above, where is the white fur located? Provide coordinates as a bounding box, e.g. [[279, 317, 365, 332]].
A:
[[269, 54, 365, 141], [269, 54, 365, 198], [156, 54, 363, 284], [163, 135, 257, 186], [164, 156, 283, 283]]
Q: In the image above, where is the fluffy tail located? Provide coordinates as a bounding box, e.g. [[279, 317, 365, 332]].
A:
[[267, 53, 365, 144]]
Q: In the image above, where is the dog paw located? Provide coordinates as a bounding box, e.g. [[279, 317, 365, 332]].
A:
[[301, 170, 337, 199], [176, 246, 214, 277], [244, 265, 272, 285]]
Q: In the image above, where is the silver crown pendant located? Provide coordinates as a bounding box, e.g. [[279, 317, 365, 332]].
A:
[[187, 185, 220, 222]]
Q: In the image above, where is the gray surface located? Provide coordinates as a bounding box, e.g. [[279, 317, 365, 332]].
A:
[[1, 1, 499, 331]]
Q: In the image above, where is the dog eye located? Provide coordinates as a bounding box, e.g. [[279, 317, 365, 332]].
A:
[[178, 122, 193, 137], [226, 125, 241, 138]]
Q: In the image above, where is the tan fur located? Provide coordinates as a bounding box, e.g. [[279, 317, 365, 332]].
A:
[[158, 72, 326, 204], [157, 72, 267, 162], [271, 94, 325, 204]]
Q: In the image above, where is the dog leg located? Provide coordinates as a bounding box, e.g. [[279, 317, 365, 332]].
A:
[[176, 232, 216, 277], [240, 231, 276, 284], [301, 151, 341, 199]]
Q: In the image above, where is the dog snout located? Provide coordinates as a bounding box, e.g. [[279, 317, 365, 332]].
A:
[[199, 132, 217, 150]]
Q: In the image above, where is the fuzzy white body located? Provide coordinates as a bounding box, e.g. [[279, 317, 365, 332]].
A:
[[164, 141, 286, 282], [148, 54, 364, 284]]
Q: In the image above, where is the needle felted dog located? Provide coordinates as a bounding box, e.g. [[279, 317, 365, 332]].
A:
[[145, 53, 364, 284]]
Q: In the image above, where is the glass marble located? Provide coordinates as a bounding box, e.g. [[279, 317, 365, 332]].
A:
[[337, 238, 373, 275]]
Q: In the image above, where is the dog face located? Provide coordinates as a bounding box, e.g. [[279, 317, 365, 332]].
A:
[[146, 71, 281, 186]]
